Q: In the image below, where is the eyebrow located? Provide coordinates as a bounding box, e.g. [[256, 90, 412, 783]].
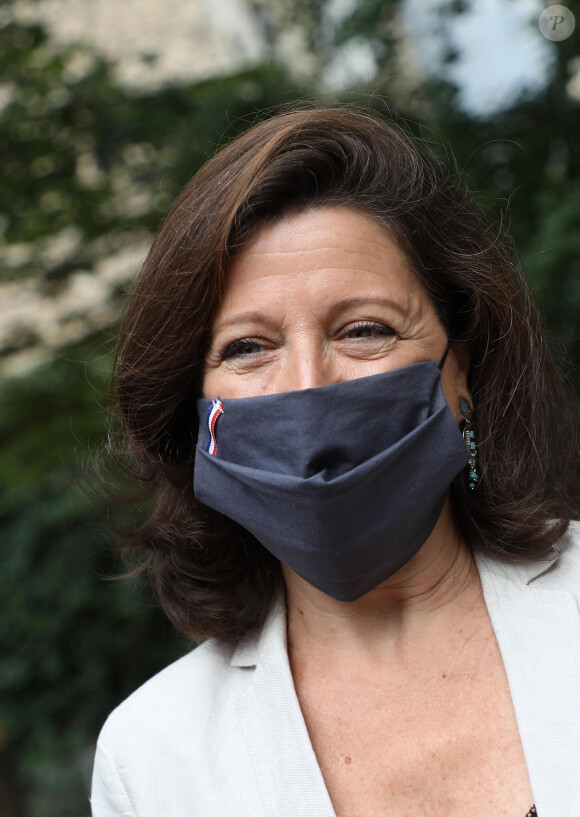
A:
[[212, 297, 408, 335], [212, 311, 278, 334], [328, 296, 408, 317]]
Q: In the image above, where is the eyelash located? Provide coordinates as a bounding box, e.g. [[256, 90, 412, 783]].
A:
[[220, 338, 262, 360], [345, 321, 395, 339], [219, 321, 396, 360]]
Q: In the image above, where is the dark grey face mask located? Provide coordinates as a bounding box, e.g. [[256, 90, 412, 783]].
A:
[[194, 360, 469, 602]]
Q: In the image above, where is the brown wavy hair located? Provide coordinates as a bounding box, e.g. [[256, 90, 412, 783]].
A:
[[110, 106, 579, 642]]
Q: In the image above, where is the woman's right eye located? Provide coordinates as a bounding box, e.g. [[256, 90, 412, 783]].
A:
[[221, 338, 262, 359]]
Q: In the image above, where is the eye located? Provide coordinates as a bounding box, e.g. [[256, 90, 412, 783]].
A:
[[344, 321, 396, 340], [220, 338, 263, 360]]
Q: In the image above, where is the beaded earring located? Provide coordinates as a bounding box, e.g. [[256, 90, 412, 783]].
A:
[[459, 397, 479, 491]]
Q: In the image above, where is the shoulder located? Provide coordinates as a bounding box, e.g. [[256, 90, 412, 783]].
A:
[[476, 520, 580, 594], [97, 637, 241, 752], [94, 599, 287, 755], [535, 519, 580, 590], [91, 606, 288, 814], [92, 638, 254, 814]]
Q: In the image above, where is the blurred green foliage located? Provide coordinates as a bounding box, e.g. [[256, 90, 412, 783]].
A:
[[0, 12, 302, 290], [0, 0, 578, 814], [0, 342, 187, 815], [333, 0, 580, 362], [0, 7, 307, 814]]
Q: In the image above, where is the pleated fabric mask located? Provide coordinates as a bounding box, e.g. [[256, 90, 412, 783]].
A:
[[194, 360, 469, 602]]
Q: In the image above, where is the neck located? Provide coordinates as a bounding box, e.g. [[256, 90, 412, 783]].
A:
[[284, 500, 483, 661]]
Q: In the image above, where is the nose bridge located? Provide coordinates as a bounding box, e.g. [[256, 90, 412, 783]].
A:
[[278, 338, 333, 392]]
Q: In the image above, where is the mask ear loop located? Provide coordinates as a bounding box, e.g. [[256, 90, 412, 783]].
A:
[[437, 340, 450, 371]]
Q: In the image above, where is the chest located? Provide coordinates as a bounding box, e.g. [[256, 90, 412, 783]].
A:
[[292, 628, 534, 817]]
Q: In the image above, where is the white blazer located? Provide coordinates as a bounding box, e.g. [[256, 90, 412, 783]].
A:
[[91, 523, 580, 817]]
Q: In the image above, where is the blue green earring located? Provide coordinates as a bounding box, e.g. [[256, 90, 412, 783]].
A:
[[459, 397, 479, 491]]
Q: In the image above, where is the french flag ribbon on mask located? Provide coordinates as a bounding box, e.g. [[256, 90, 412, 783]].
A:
[[205, 398, 224, 456]]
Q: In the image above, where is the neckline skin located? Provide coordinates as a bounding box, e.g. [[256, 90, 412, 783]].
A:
[[202, 205, 477, 651], [283, 496, 483, 663]]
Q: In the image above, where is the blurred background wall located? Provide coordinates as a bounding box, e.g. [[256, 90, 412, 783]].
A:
[[1, 0, 578, 814]]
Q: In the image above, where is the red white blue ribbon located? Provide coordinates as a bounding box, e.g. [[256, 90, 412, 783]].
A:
[[205, 398, 224, 456]]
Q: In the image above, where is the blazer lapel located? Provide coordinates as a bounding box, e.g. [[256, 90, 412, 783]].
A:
[[233, 601, 335, 817], [477, 553, 580, 817]]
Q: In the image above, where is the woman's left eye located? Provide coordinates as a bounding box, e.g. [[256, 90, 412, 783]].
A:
[[344, 321, 395, 339]]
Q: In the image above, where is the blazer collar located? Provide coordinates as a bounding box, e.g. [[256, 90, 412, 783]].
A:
[[233, 597, 334, 817], [231, 595, 285, 669], [476, 548, 580, 817]]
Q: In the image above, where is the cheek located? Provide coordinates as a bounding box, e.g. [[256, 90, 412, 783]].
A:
[[202, 368, 221, 400], [202, 368, 274, 400]]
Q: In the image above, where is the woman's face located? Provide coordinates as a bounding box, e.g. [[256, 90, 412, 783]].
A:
[[203, 206, 470, 417]]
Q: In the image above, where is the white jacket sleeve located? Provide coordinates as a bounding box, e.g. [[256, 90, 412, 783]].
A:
[[91, 740, 136, 817]]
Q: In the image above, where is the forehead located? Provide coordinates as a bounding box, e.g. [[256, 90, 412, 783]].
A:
[[222, 206, 421, 299]]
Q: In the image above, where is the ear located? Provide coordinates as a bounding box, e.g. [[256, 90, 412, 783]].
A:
[[452, 340, 471, 380], [451, 340, 472, 415]]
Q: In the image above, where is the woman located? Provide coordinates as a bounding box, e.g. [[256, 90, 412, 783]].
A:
[[91, 107, 579, 817]]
